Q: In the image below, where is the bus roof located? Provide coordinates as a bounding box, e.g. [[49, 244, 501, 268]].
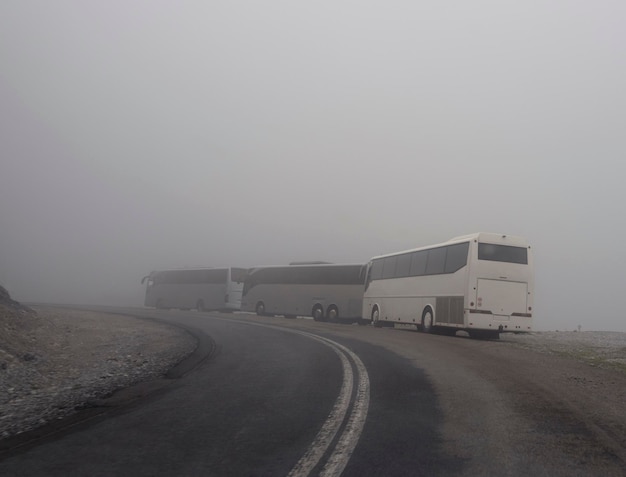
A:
[[369, 233, 530, 261], [247, 263, 365, 273], [148, 266, 246, 275], [450, 232, 529, 246]]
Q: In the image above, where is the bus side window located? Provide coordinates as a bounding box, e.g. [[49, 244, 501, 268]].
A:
[[382, 256, 398, 279], [409, 251, 427, 276], [426, 247, 446, 275], [395, 253, 411, 278], [444, 242, 469, 273]]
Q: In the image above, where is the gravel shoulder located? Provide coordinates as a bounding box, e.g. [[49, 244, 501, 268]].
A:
[[501, 330, 626, 373], [0, 305, 196, 441]]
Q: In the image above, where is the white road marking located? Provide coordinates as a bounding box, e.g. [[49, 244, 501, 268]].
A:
[[284, 330, 370, 477], [286, 335, 354, 477], [318, 338, 370, 477], [212, 318, 370, 476]]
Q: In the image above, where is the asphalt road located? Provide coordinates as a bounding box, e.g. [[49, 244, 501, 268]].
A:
[[2, 309, 626, 476]]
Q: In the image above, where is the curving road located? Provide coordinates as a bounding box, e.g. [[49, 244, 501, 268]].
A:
[[1, 308, 626, 476]]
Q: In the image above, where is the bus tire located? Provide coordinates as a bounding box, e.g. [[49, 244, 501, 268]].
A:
[[312, 305, 325, 321], [256, 302, 266, 316], [421, 309, 434, 333], [326, 306, 339, 322], [196, 300, 205, 312], [371, 307, 382, 328]]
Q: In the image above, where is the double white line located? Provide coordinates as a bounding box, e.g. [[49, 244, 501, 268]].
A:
[[286, 330, 370, 477], [220, 318, 370, 476]]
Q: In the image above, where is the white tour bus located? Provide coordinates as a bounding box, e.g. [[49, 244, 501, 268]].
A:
[[241, 263, 366, 323], [142, 267, 247, 312], [363, 233, 534, 338]]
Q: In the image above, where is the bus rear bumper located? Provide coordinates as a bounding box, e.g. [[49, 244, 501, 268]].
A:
[[466, 310, 532, 332]]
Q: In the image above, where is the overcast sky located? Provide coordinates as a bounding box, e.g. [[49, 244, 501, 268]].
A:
[[1, 1, 625, 331]]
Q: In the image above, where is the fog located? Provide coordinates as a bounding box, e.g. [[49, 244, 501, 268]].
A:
[[1, 1, 625, 331]]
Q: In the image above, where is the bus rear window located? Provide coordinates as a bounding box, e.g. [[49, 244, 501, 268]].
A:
[[478, 243, 528, 264]]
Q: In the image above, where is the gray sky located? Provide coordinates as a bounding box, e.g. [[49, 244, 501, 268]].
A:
[[1, 1, 625, 331]]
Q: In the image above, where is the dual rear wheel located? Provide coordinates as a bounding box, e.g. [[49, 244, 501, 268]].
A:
[[312, 305, 339, 322], [312, 305, 324, 322], [326, 306, 339, 322]]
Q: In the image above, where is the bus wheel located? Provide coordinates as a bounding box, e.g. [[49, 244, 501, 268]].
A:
[[371, 307, 382, 328], [327, 306, 339, 322], [421, 309, 434, 333], [312, 305, 324, 322], [256, 302, 266, 316], [196, 300, 205, 312]]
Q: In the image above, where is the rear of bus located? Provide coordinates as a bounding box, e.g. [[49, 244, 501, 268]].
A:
[[225, 268, 246, 311], [142, 272, 158, 307], [466, 233, 534, 334]]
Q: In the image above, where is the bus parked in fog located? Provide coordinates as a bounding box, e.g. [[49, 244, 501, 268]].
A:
[[363, 233, 534, 338], [241, 264, 366, 323], [142, 267, 247, 312]]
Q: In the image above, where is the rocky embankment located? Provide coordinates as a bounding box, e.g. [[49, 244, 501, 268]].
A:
[[0, 295, 196, 440]]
